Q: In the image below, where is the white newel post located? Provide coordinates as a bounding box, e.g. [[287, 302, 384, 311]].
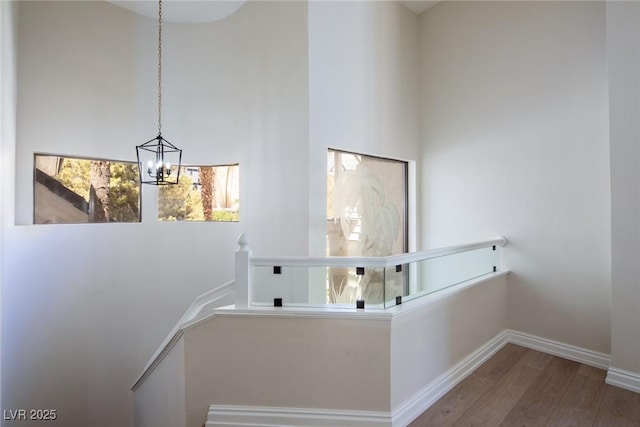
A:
[[235, 233, 252, 309]]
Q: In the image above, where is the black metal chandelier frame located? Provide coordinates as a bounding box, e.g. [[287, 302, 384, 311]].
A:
[[137, 135, 182, 186], [136, 0, 182, 186]]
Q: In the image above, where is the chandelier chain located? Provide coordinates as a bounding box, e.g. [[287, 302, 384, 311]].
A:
[[157, 0, 163, 136], [137, 0, 182, 187]]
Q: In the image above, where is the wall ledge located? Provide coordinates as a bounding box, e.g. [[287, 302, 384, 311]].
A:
[[132, 272, 510, 391]]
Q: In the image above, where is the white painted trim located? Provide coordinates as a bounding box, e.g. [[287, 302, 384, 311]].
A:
[[131, 280, 234, 391], [235, 233, 251, 309], [201, 329, 615, 427], [606, 367, 640, 393], [387, 271, 509, 319], [201, 330, 512, 427], [391, 330, 510, 426], [391, 328, 613, 426], [251, 236, 507, 268], [215, 305, 394, 321], [407, 159, 417, 253], [211, 271, 509, 322], [505, 330, 611, 370], [132, 273, 510, 390], [206, 405, 392, 427]]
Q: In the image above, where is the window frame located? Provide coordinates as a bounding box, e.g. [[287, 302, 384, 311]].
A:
[[33, 152, 142, 225], [156, 162, 240, 223]]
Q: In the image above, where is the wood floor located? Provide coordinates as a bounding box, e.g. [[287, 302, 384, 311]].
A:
[[409, 344, 640, 427]]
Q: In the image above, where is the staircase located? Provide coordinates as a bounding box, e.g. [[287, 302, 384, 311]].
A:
[[131, 236, 510, 427]]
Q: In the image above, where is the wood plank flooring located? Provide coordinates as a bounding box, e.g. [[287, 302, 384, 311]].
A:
[[409, 344, 640, 427]]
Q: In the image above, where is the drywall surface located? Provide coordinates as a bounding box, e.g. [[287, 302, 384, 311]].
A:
[[3, 1, 307, 426], [134, 337, 186, 427], [307, 0, 420, 256], [419, 1, 611, 353], [183, 314, 391, 427], [1, 0, 19, 418], [390, 274, 508, 409], [606, 1, 640, 375]]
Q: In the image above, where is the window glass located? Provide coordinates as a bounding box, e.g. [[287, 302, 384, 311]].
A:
[[327, 149, 407, 304], [34, 154, 140, 224], [157, 164, 239, 222]]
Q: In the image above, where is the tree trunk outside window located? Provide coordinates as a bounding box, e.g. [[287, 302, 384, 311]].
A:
[[89, 160, 111, 222], [200, 166, 214, 221]]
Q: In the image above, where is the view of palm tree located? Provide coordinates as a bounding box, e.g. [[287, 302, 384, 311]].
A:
[[34, 154, 140, 224], [34, 155, 240, 224]]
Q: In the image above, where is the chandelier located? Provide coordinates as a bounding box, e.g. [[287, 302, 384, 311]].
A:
[[136, 0, 182, 185]]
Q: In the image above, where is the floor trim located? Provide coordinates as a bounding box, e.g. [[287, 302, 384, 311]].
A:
[[391, 330, 509, 426], [391, 329, 613, 425], [205, 329, 617, 427], [205, 405, 392, 427], [606, 367, 640, 393], [505, 330, 611, 370]]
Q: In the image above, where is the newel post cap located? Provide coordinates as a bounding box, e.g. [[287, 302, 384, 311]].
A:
[[237, 233, 250, 251]]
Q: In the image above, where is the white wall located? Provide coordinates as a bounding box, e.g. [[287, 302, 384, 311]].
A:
[[3, 1, 307, 426], [134, 273, 506, 427], [419, 1, 611, 353], [308, 0, 421, 256], [390, 273, 508, 411], [185, 314, 391, 427], [1, 0, 19, 417], [606, 1, 640, 377], [5, 0, 624, 424], [134, 337, 186, 427]]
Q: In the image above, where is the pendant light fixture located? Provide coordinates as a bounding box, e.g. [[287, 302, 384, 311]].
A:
[[136, 0, 182, 185]]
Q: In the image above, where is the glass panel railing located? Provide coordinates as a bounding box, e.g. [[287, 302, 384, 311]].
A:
[[252, 265, 327, 307], [252, 265, 387, 308], [246, 238, 506, 310], [328, 266, 386, 308], [387, 246, 500, 307], [384, 263, 407, 308]]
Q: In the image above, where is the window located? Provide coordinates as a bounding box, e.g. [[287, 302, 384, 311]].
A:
[[327, 149, 408, 304], [34, 154, 140, 224], [157, 164, 239, 222]]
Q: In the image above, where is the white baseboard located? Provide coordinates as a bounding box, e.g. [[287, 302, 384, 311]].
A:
[[204, 332, 513, 427], [606, 367, 640, 393], [505, 330, 611, 369], [206, 405, 392, 427], [390, 329, 613, 426], [391, 330, 510, 426], [205, 329, 618, 427]]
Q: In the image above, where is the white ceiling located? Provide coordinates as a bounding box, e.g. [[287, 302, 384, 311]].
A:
[[106, 0, 440, 24], [398, 0, 440, 14], [107, 1, 247, 24]]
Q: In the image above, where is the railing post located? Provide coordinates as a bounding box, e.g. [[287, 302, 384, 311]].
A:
[[235, 233, 252, 309]]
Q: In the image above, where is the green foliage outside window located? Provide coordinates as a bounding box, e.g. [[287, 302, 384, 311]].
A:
[[35, 155, 238, 224], [53, 158, 140, 222], [157, 174, 204, 221], [157, 165, 239, 222], [34, 154, 140, 224]]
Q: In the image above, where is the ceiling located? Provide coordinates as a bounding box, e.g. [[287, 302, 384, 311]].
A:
[[398, 0, 440, 14], [107, 1, 247, 24], [106, 0, 440, 24]]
